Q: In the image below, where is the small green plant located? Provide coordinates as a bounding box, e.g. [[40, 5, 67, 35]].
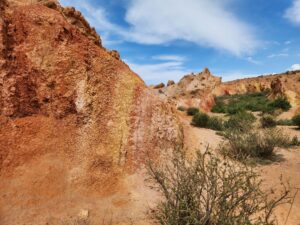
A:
[[269, 97, 291, 111], [221, 128, 299, 162], [292, 114, 300, 128], [191, 112, 209, 127], [260, 115, 277, 128], [212, 93, 292, 115], [187, 107, 199, 116], [276, 119, 294, 126], [148, 148, 292, 225], [207, 116, 224, 131], [177, 106, 186, 112], [224, 111, 256, 132]]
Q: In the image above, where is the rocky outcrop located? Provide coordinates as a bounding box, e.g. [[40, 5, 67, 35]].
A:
[[268, 78, 285, 98], [152, 68, 222, 111], [213, 72, 300, 111], [167, 80, 175, 86], [154, 82, 165, 89], [0, 1, 183, 224]]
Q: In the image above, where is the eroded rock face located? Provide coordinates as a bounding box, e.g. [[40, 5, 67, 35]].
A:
[[152, 68, 222, 111], [0, 1, 183, 224], [269, 78, 285, 98]]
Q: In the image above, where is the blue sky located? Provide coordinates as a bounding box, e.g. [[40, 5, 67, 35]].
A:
[[60, 0, 300, 84]]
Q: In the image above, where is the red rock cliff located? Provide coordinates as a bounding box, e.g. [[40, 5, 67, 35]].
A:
[[0, 1, 183, 224]]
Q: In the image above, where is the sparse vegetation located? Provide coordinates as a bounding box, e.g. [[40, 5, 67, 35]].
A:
[[224, 111, 256, 132], [221, 126, 299, 162], [268, 97, 291, 111], [292, 114, 300, 129], [191, 112, 209, 127], [260, 115, 277, 128], [207, 116, 224, 131], [276, 119, 294, 126], [212, 93, 292, 115], [192, 113, 224, 131], [148, 148, 292, 225], [187, 107, 199, 116], [177, 106, 186, 112]]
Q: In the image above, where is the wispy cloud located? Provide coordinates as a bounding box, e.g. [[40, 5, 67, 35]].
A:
[[246, 57, 261, 65], [61, 0, 259, 55], [284, 40, 292, 45], [268, 53, 289, 58], [284, 0, 300, 25], [125, 59, 190, 85], [152, 55, 186, 62]]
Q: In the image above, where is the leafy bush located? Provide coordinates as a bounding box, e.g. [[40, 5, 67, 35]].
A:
[[187, 107, 199, 116], [226, 104, 244, 115], [212, 93, 292, 115], [260, 115, 277, 128], [269, 97, 291, 111], [276, 119, 294, 126], [224, 111, 256, 132], [191, 112, 209, 127], [292, 114, 300, 128], [148, 148, 291, 225], [212, 93, 272, 114], [207, 116, 224, 131], [177, 106, 186, 112], [221, 128, 299, 161]]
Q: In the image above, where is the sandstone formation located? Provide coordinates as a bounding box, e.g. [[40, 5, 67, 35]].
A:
[[152, 68, 222, 111], [153, 82, 165, 89], [214, 72, 300, 111], [0, 0, 183, 224], [167, 80, 175, 86], [152, 68, 300, 113]]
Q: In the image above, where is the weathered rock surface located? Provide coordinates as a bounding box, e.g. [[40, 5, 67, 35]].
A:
[[0, 1, 183, 224], [153, 68, 300, 113], [152, 68, 222, 111]]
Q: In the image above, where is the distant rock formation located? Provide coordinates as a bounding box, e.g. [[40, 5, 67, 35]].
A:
[[167, 80, 175, 86], [152, 68, 222, 111]]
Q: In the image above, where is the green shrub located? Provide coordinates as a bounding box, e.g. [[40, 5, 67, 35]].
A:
[[148, 148, 291, 225], [260, 115, 277, 128], [292, 114, 300, 128], [226, 105, 244, 115], [207, 116, 224, 131], [269, 97, 291, 111], [212, 93, 272, 114], [191, 112, 209, 127], [221, 128, 299, 161], [224, 111, 256, 132], [212, 93, 292, 115], [177, 106, 186, 112], [211, 100, 226, 113], [187, 107, 199, 116], [276, 119, 294, 126]]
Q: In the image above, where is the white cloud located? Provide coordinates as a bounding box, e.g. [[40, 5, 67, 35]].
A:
[[60, 0, 259, 55], [125, 60, 190, 85], [152, 55, 186, 62], [246, 57, 261, 65], [125, 0, 258, 55], [285, 0, 300, 24], [268, 53, 289, 58], [289, 64, 300, 71]]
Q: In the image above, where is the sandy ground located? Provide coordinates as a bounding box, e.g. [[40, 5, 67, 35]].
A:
[[179, 112, 300, 225]]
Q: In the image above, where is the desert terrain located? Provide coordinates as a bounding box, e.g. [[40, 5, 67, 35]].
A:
[[0, 0, 300, 225]]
